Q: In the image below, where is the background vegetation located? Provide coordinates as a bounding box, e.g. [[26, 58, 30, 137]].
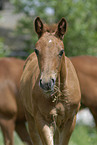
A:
[[10, 0, 97, 58]]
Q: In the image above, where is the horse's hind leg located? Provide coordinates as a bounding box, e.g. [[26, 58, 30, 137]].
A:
[[15, 122, 32, 145], [90, 108, 97, 127], [0, 118, 15, 145]]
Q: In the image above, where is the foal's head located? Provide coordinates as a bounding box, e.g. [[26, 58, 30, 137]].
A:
[[34, 17, 67, 93]]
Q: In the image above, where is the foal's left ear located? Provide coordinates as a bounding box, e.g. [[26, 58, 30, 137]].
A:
[[34, 17, 44, 38], [55, 18, 67, 40]]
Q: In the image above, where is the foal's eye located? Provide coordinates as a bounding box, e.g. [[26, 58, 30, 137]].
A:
[[35, 49, 39, 56], [59, 50, 64, 57]]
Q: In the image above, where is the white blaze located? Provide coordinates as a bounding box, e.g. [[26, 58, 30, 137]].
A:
[[49, 39, 52, 43]]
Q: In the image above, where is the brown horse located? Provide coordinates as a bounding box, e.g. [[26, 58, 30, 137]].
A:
[[70, 55, 97, 127], [0, 57, 32, 145], [20, 17, 81, 145]]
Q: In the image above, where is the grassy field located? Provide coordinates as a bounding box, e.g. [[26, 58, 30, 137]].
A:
[[0, 125, 97, 145], [69, 125, 97, 145]]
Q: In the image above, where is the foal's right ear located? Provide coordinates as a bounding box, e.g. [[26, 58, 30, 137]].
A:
[[34, 17, 44, 38]]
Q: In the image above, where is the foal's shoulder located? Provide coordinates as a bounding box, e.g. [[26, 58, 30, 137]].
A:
[[65, 56, 79, 79], [23, 52, 36, 71], [65, 56, 74, 67]]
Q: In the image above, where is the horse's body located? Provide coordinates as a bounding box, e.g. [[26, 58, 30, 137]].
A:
[[0, 57, 32, 145], [70, 55, 97, 126], [20, 17, 81, 145]]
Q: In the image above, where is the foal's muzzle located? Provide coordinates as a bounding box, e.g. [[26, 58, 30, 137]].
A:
[[39, 78, 55, 92]]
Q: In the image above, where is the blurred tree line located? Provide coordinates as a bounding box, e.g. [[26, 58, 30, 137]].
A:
[[6, 0, 97, 57]]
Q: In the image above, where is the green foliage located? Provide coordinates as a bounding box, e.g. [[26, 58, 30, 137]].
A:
[[10, 0, 97, 57], [0, 38, 10, 57]]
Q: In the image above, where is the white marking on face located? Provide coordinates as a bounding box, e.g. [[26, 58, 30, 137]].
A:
[[49, 39, 52, 43]]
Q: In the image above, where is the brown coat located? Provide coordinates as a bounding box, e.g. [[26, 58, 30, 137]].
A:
[[20, 17, 81, 145], [70, 55, 97, 126], [0, 57, 32, 145]]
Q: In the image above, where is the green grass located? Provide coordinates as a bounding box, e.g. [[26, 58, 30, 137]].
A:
[[0, 125, 97, 145], [69, 125, 97, 145]]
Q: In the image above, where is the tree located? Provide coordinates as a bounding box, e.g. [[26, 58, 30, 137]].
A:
[[11, 0, 97, 57]]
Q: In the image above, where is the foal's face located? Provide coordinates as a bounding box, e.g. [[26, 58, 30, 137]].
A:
[[34, 17, 67, 92], [35, 33, 64, 92]]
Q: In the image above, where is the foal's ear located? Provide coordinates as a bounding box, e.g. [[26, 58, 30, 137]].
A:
[[55, 18, 67, 40], [34, 17, 44, 38]]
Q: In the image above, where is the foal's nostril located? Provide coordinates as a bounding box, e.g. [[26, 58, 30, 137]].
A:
[[40, 79, 43, 87], [51, 79, 55, 87], [51, 79, 55, 84]]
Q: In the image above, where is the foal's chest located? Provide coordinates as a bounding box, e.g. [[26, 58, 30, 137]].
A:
[[42, 101, 67, 128], [52, 102, 66, 126]]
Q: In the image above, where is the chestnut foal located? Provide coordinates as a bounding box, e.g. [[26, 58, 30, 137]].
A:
[[20, 17, 81, 145]]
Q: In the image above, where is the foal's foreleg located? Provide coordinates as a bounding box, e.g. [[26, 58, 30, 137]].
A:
[[15, 122, 32, 145], [59, 116, 76, 145], [25, 110, 42, 145], [35, 112, 55, 145]]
